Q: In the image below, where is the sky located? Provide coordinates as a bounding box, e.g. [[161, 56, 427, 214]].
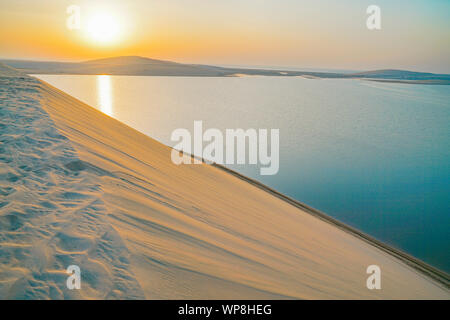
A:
[[0, 0, 449, 73]]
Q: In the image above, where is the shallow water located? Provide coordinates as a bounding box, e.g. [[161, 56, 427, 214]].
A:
[[36, 74, 450, 272]]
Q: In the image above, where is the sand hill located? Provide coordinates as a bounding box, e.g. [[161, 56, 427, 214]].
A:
[[0, 64, 448, 299]]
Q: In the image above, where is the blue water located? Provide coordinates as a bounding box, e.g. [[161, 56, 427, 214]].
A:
[[36, 75, 450, 272]]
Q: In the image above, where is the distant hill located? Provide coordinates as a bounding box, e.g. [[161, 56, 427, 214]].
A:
[[1, 56, 449, 84], [83, 56, 178, 65], [0, 56, 229, 76]]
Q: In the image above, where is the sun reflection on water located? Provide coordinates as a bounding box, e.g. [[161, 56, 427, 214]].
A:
[[97, 75, 113, 116]]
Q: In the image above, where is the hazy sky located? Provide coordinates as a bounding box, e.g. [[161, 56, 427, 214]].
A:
[[1, 0, 449, 72]]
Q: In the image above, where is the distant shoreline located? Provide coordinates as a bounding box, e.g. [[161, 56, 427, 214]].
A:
[[2, 56, 450, 85]]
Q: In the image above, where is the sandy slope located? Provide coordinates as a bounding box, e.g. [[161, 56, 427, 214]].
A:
[[0, 64, 448, 299]]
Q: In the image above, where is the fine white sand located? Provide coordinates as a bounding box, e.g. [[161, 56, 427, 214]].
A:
[[0, 64, 448, 299]]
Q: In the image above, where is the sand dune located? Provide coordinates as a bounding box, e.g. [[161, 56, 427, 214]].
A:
[[0, 64, 448, 299], [0, 56, 234, 77]]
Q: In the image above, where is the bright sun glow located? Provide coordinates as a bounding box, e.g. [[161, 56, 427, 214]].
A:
[[86, 12, 121, 44]]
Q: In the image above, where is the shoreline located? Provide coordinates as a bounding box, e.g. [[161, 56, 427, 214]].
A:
[[26, 72, 450, 85], [2, 56, 450, 85], [212, 163, 450, 288], [175, 147, 450, 288]]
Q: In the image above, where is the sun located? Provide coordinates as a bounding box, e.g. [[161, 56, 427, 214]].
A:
[[85, 12, 121, 44]]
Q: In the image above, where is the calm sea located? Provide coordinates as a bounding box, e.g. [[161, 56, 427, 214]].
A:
[[36, 74, 450, 272]]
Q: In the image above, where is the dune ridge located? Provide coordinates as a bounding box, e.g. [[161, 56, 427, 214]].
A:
[[0, 64, 448, 299]]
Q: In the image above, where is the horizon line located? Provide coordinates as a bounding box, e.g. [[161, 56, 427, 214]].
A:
[[1, 55, 449, 75]]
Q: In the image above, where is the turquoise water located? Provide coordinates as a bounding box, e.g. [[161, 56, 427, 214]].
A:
[[36, 75, 450, 272]]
